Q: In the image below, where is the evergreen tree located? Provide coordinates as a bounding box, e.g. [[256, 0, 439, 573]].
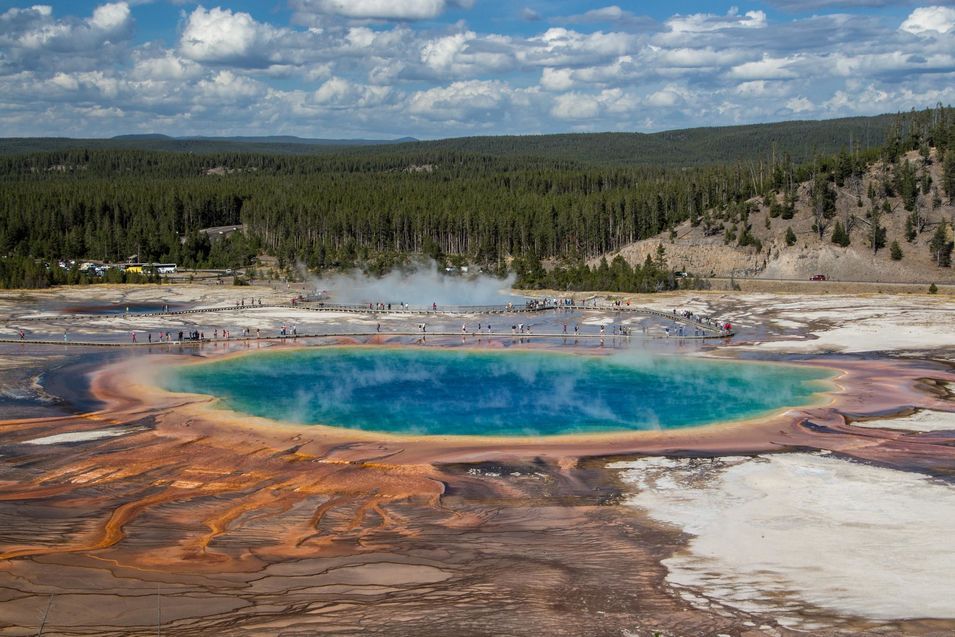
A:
[[811, 172, 837, 239], [944, 150, 955, 204], [929, 223, 953, 267], [868, 209, 886, 253], [890, 240, 903, 260], [785, 227, 797, 246], [831, 221, 850, 247]]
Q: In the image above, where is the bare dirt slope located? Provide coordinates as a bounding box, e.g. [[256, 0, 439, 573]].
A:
[[600, 149, 955, 283]]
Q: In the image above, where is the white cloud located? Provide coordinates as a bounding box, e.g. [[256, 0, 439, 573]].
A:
[[89, 2, 130, 32], [728, 55, 799, 80], [132, 50, 202, 81], [195, 70, 265, 102], [558, 4, 654, 29], [786, 95, 815, 112], [574, 6, 627, 22], [408, 80, 509, 122], [551, 92, 600, 119], [656, 47, 746, 69], [900, 6, 955, 35], [3, 1, 955, 139], [0, 2, 132, 55], [646, 87, 683, 107], [536, 55, 649, 90], [519, 28, 635, 67], [293, 0, 457, 21], [666, 8, 767, 34], [550, 89, 635, 120], [179, 6, 283, 66], [421, 31, 472, 70], [540, 67, 575, 91], [734, 80, 792, 97], [312, 76, 390, 108], [416, 31, 514, 78]]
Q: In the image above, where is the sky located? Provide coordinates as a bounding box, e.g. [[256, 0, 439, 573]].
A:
[[0, 0, 953, 139]]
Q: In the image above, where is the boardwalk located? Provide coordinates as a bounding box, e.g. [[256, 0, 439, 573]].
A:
[[3, 298, 733, 346], [0, 330, 732, 347]]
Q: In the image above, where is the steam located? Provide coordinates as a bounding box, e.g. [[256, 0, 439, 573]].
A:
[[308, 261, 520, 306]]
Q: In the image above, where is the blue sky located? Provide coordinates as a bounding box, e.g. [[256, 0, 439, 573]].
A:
[[0, 0, 953, 138]]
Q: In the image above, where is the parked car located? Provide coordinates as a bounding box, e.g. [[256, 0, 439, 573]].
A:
[[810, 274, 827, 281]]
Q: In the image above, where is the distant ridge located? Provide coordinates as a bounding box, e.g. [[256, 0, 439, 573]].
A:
[[110, 134, 418, 145], [395, 114, 895, 166], [0, 113, 899, 165], [111, 134, 174, 141], [0, 134, 417, 155], [175, 135, 418, 145]]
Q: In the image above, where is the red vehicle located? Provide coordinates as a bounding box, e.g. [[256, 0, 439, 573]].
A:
[[810, 274, 827, 281]]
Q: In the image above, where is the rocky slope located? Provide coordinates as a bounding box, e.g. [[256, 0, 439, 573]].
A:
[[601, 150, 955, 283]]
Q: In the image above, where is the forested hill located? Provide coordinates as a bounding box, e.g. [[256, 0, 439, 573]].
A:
[[0, 111, 909, 166], [0, 135, 416, 157], [1, 106, 952, 290], [396, 114, 897, 166]]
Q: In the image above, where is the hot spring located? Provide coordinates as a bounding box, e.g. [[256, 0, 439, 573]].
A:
[[162, 348, 833, 436]]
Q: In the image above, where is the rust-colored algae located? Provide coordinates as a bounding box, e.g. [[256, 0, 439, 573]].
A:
[[0, 349, 952, 636]]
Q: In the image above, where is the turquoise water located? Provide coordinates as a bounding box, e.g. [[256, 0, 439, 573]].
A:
[[162, 348, 832, 436]]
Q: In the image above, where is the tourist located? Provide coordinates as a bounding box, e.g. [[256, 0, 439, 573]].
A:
[[18, 329, 24, 340], [377, 323, 381, 333]]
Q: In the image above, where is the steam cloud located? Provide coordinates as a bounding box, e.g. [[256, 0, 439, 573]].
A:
[[308, 261, 520, 307]]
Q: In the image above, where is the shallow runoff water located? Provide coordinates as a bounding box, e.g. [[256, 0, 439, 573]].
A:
[[162, 347, 833, 436]]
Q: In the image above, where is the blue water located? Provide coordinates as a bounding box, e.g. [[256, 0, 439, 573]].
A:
[[162, 348, 833, 436]]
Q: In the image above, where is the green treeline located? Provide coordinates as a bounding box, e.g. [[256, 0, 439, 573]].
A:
[[0, 153, 781, 269], [1, 106, 953, 290], [514, 248, 708, 293]]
